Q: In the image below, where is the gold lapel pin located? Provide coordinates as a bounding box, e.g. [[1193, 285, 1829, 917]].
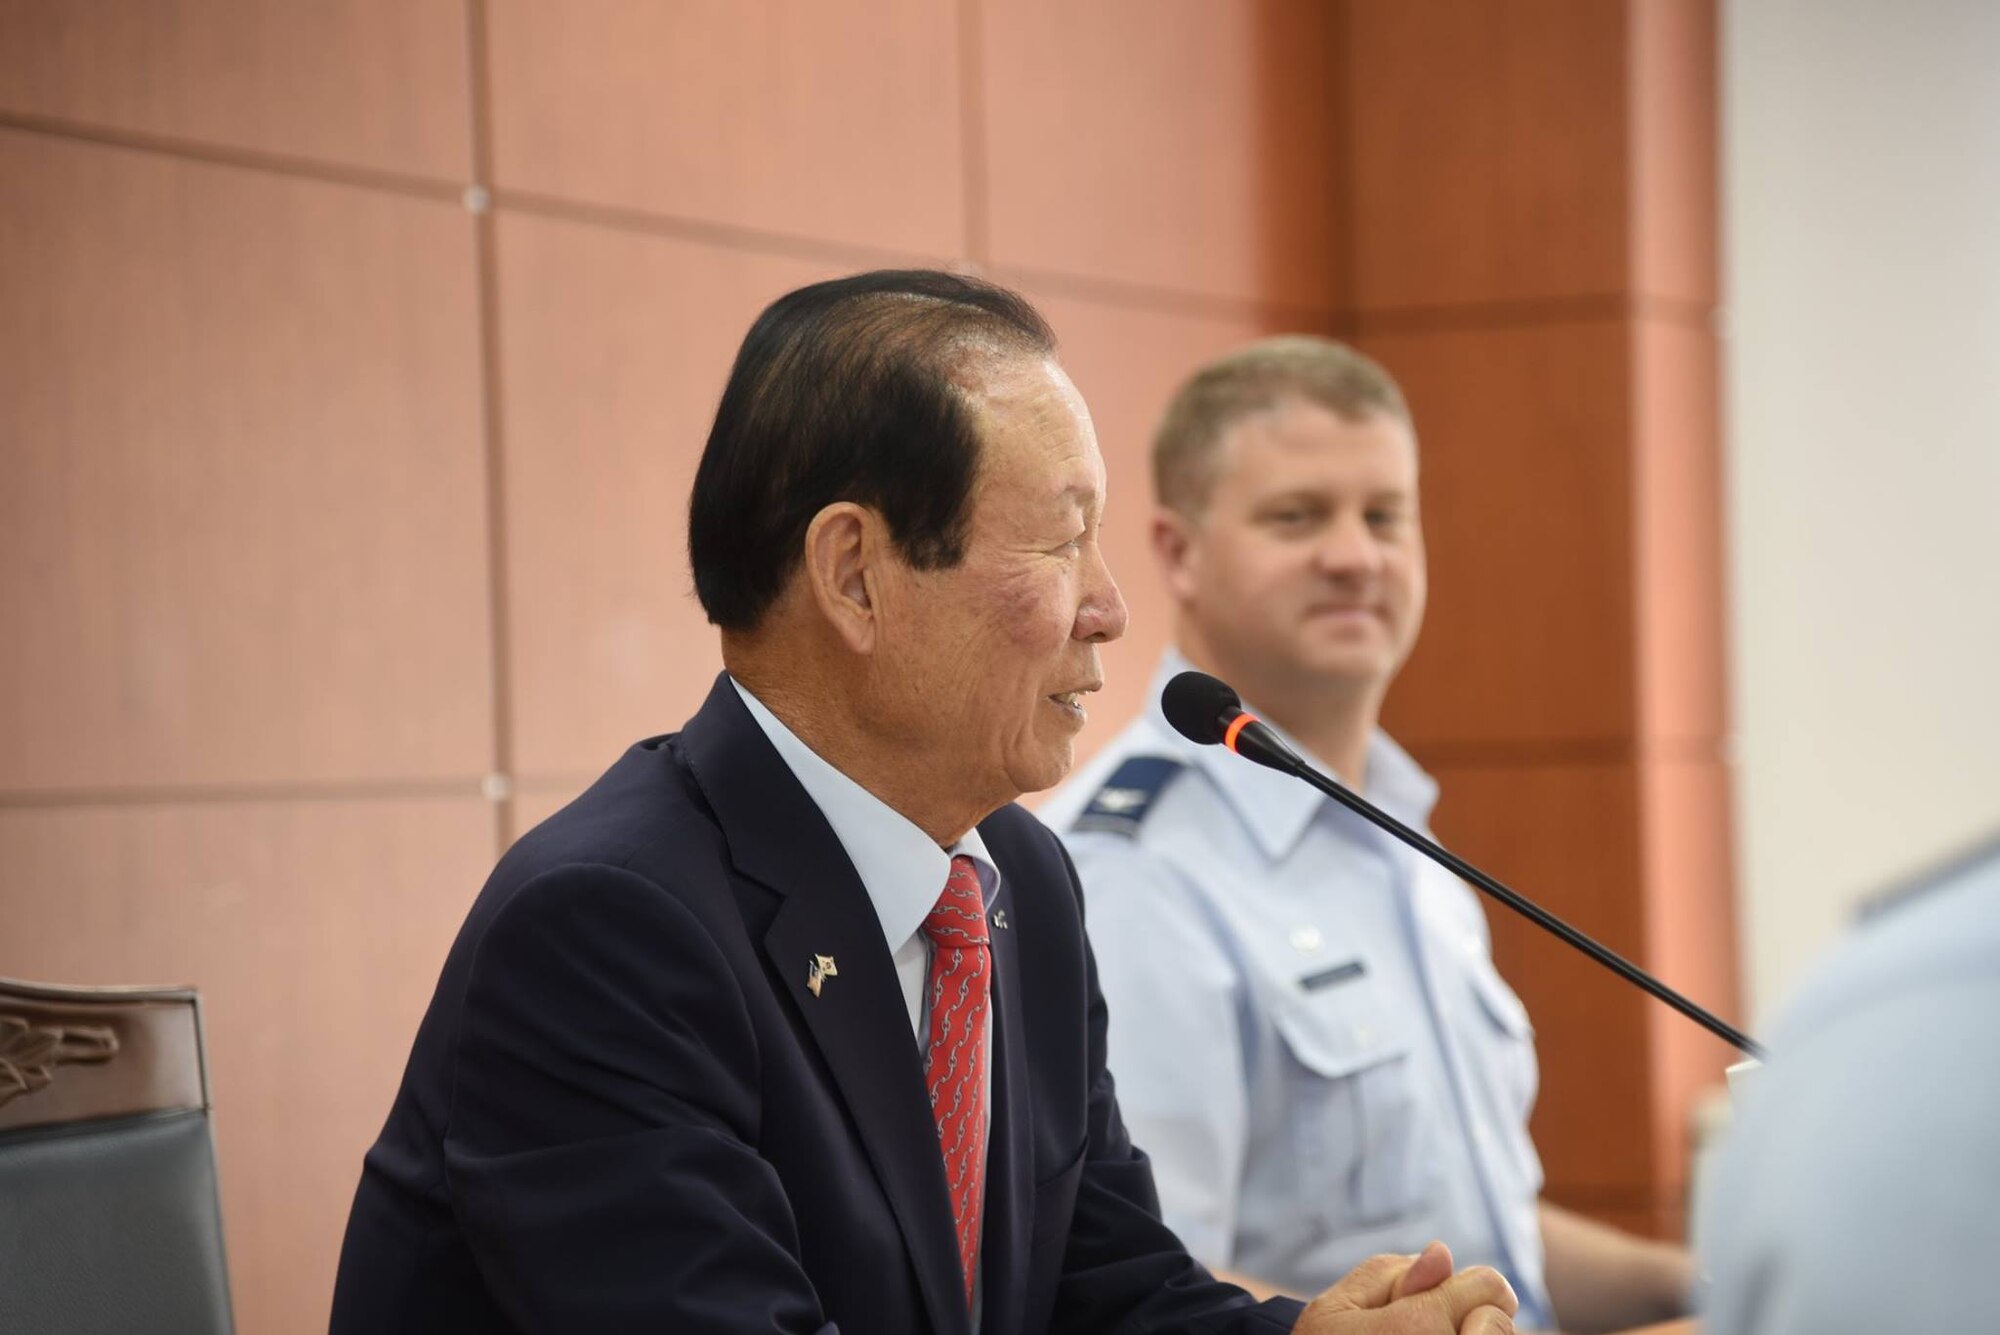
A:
[[806, 953, 838, 997]]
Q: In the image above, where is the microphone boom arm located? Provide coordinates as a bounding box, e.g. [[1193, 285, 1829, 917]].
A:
[[1281, 751, 1766, 1059]]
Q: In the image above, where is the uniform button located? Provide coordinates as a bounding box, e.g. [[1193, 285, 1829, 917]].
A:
[[1289, 925, 1323, 954], [1355, 1024, 1374, 1045]]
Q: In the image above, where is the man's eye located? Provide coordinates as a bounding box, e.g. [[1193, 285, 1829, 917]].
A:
[[1051, 536, 1083, 555]]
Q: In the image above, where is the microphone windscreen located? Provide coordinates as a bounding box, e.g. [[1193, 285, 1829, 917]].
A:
[[1161, 671, 1241, 745]]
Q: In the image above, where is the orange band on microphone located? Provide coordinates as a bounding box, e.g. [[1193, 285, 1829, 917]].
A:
[[1222, 712, 1257, 754]]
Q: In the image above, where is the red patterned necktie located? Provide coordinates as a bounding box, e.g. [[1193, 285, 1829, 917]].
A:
[[922, 854, 991, 1312]]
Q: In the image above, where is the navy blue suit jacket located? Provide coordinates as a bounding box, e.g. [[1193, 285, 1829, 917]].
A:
[[330, 675, 1305, 1334]]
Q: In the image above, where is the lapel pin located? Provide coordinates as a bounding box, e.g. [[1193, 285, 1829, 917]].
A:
[[806, 953, 838, 998], [992, 909, 1009, 931]]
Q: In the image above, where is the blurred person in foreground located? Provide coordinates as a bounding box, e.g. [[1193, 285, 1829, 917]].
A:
[[328, 273, 1517, 1334], [1039, 338, 1692, 1333], [1697, 833, 2000, 1334]]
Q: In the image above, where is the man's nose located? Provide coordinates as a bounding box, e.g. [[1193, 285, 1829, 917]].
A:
[[1077, 543, 1129, 644], [1313, 512, 1385, 578]]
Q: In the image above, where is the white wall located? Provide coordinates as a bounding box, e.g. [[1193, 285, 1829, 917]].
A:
[[1724, 0, 2000, 1022]]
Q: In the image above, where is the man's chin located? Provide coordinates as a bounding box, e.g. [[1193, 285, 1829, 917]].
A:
[[1012, 744, 1075, 799], [1292, 647, 1396, 695]]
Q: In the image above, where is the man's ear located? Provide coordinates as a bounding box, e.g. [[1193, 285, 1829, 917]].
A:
[[1151, 505, 1201, 602], [802, 502, 885, 654]]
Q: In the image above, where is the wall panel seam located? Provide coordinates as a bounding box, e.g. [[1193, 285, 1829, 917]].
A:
[[466, 0, 515, 851], [990, 262, 1348, 328], [1354, 294, 1712, 337], [0, 780, 491, 811], [0, 111, 464, 202], [491, 187, 951, 271]]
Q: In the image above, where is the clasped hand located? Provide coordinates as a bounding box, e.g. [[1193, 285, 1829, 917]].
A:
[[1294, 1240, 1519, 1335]]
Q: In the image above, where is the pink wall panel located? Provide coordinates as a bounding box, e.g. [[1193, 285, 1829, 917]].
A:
[[0, 0, 473, 178], [0, 130, 493, 792], [1632, 0, 1719, 306], [982, 0, 1340, 306], [1634, 318, 1727, 747], [484, 0, 966, 257]]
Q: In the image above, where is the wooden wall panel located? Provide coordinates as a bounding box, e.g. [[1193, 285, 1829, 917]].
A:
[[0, 796, 495, 1335], [982, 0, 1340, 306], [0, 0, 473, 179], [0, 130, 492, 793], [483, 0, 964, 257], [1635, 317, 1726, 745], [1362, 322, 1637, 751], [494, 212, 839, 780], [1632, 0, 1719, 305], [1639, 755, 1739, 1192], [1346, 0, 1629, 309], [1426, 759, 1655, 1196]]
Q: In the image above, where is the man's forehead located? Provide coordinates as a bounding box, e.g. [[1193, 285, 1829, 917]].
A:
[[959, 349, 1078, 410], [966, 388, 1104, 521], [1230, 395, 1411, 443], [1218, 402, 1415, 475], [964, 358, 1093, 447]]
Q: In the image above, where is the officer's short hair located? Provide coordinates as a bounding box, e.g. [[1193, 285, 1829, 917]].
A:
[[689, 269, 1055, 633], [1152, 336, 1412, 518]]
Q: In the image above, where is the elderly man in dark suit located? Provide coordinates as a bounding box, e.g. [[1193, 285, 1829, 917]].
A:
[[328, 270, 1518, 1335]]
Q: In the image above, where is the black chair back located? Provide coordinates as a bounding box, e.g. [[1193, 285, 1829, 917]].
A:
[[0, 977, 234, 1335]]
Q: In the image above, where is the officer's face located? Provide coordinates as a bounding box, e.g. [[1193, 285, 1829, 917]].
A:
[[876, 355, 1128, 807], [1159, 399, 1425, 701]]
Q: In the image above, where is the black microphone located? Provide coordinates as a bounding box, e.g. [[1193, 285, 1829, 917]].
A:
[[1163, 670, 1765, 1059]]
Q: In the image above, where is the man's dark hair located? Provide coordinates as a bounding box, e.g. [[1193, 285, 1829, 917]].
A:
[[688, 269, 1057, 632]]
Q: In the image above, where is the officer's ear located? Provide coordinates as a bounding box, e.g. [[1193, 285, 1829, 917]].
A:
[[1152, 505, 1200, 602], [802, 501, 885, 655]]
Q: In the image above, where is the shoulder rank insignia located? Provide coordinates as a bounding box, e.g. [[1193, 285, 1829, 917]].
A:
[[1070, 755, 1186, 838]]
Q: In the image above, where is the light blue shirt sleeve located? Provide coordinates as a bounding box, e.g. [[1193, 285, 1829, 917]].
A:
[[1697, 863, 2000, 1335]]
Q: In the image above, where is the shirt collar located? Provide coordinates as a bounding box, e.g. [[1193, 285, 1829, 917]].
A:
[[1145, 648, 1438, 861], [730, 677, 998, 952]]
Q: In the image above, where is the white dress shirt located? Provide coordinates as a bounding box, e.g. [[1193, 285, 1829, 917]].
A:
[[731, 677, 999, 1321]]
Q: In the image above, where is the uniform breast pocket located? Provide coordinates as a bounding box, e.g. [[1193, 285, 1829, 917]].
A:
[[1463, 959, 1539, 1124], [1270, 974, 1436, 1230]]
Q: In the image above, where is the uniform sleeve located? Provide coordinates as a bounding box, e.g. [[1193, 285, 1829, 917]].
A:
[[1697, 977, 2000, 1335], [1046, 839, 1305, 1335], [440, 863, 834, 1334], [1067, 834, 1252, 1269]]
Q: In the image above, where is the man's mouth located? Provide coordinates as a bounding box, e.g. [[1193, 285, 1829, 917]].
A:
[[1308, 603, 1382, 622], [1047, 683, 1101, 717]]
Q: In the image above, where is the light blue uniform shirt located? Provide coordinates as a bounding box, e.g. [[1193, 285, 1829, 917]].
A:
[[1038, 652, 1551, 1327], [1696, 836, 2000, 1335]]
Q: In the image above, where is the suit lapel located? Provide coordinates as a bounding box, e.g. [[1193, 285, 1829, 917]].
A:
[[680, 676, 969, 1335], [975, 839, 1032, 1335]]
